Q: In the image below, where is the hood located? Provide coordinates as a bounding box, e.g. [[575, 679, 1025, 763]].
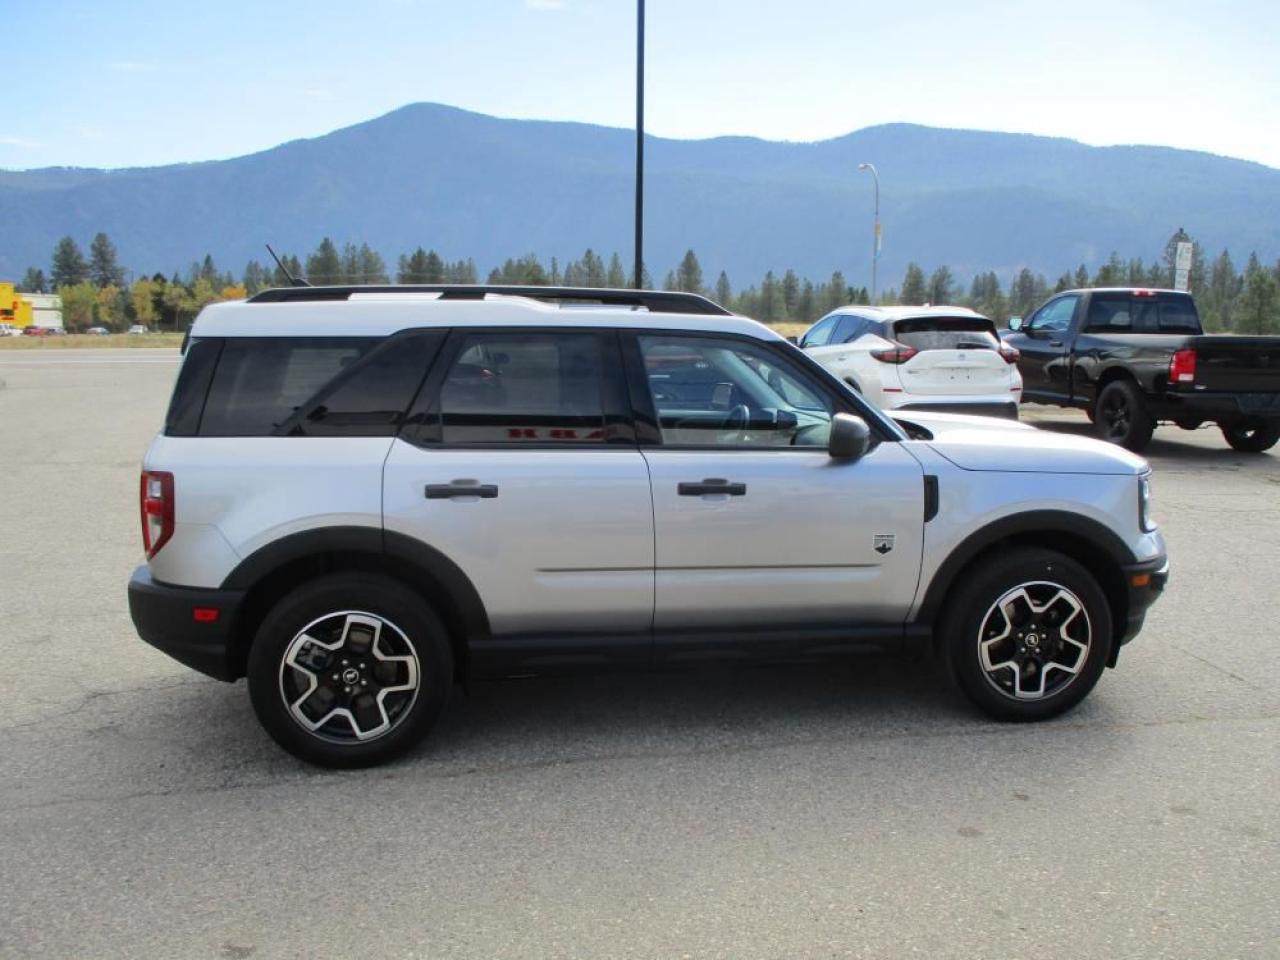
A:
[[896, 411, 1147, 475]]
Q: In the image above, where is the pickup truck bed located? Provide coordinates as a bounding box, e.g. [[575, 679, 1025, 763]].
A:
[[1004, 288, 1280, 452]]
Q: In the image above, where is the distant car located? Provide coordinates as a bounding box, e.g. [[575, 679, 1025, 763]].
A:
[[0, 323, 21, 337], [797, 306, 1023, 418], [22, 325, 54, 337], [127, 324, 148, 335], [86, 326, 110, 336]]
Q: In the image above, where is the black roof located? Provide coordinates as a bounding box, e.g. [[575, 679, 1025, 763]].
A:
[[247, 284, 733, 316]]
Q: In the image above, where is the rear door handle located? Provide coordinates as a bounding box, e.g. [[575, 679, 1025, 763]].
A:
[[425, 480, 499, 499], [678, 478, 747, 497], [1049, 340, 1064, 347]]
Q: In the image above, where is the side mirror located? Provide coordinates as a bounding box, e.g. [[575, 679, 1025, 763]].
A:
[[828, 413, 871, 461], [1006, 316, 1024, 332]]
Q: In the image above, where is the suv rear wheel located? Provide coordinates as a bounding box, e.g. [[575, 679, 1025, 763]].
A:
[[247, 573, 452, 767], [942, 548, 1112, 721]]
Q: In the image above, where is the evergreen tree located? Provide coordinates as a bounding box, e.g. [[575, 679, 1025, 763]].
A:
[[1240, 253, 1279, 334], [714, 270, 732, 306], [927, 265, 954, 304], [760, 271, 786, 322], [306, 238, 342, 284], [781, 268, 800, 314], [1074, 265, 1090, 288], [825, 271, 849, 313], [797, 280, 816, 320], [606, 253, 627, 288], [549, 257, 561, 285], [51, 236, 89, 287], [580, 249, 606, 287], [1203, 250, 1240, 331], [662, 270, 678, 292], [88, 232, 124, 287], [242, 260, 265, 293], [18, 267, 47, 293], [675, 250, 704, 293], [900, 262, 927, 305]]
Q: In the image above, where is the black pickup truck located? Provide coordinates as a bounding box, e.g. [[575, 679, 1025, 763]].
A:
[[1004, 288, 1280, 452]]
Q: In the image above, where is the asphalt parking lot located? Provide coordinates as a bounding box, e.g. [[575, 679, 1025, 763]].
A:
[[1, 348, 1276, 959]]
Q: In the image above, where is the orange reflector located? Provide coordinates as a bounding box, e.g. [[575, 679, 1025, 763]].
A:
[[1131, 573, 1151, 588], [193, 607, 220, 623]]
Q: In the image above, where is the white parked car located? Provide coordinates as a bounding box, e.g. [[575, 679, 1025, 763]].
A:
[[128, 285, 1166, 767], [127, 324, 148, 335], [798, 306, 1023, 418], [0, 323, 21, 337]]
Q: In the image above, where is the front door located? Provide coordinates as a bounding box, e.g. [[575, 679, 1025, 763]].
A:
[[630, 332, 924, 636], [1011, 294, 1079, 402]]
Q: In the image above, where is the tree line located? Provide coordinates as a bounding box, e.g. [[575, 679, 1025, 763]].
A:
[[16, 227, 1279, 334]]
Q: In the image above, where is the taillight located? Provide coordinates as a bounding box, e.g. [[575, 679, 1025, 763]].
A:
[[998, 343, 1020, 364], [1169, 349, 1196, 385], [870, 342, 918, 364], [140, 470, 174, 559]]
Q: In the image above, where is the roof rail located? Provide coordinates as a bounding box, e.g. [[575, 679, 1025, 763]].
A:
[[246, 284, 733, 316]]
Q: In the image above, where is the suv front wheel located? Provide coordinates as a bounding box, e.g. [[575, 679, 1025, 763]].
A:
[[942, 548, 1112, 721], [247, 573, 453, 767]]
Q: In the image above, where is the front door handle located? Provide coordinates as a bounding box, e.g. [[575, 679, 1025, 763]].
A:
[[1049, 340, 1064, 347], [425, 480, 499, 500], [678, 478, 747, 497]]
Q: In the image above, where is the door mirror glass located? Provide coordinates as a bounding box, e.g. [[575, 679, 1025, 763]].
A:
[[1006, 316, 1023, 332], [828, 413, 871, 460]]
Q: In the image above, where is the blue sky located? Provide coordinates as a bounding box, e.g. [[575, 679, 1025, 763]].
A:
[[4, 0, 1278, 170]]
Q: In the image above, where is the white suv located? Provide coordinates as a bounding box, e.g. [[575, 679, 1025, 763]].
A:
[[799, 306, 1023, 418], [128, 285, 1167, 767]]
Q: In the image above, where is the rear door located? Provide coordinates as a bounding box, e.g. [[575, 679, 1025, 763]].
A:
[[890, 316, 1013, 398], [629, 331, 924, 639], [383, 329, 655, 656]]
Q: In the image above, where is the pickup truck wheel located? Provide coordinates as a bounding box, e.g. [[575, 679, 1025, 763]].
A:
[[247, 573, 452, 768], [1095, 380, 1155, 451], [1221, 422, 1280, 453], [943, 548, 1112, 721]]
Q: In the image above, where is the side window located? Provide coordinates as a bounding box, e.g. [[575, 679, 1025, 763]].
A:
[[832, 315, 869, 344], [164, 337, 223, 436], [437, 332, 606, 444], [799, 314, 839, 348], [284, 331, 444, 436], [638, 335, 835, 448], [199, 337, 379, 436], [1028, 296, 1079, 334]]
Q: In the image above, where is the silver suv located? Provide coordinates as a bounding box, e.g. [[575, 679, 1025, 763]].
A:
[[127, 285, 1168, 767]]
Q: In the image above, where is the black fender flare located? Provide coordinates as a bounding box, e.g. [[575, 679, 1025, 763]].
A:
[[914, 509, 1136, 626], [220, 525, 490, 644]]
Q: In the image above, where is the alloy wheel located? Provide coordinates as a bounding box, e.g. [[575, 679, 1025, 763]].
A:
[[977, 581, 1092, 700]]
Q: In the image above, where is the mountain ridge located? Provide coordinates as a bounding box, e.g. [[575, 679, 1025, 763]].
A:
[[2, 101, 1278, 285]]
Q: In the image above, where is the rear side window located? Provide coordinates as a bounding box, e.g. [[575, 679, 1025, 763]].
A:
[[164, 338, 222, 436], [892, 316, 999, 351], [1085, 294, 1201, 334], [437, 332, 606, 444], [198, 338, 378, 436]]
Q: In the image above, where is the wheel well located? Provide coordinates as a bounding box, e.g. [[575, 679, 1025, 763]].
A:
[[1090, 367, 1138, 406], [931, 531, 1129, 652], [228, 550, 472, 681]]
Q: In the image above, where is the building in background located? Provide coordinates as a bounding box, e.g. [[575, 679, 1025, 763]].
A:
[[0, 284, 63, 329]]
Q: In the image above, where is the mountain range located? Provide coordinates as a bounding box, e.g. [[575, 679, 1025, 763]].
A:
[[2, 102, 1279, 288]]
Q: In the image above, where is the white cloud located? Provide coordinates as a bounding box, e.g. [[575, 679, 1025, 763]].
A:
[[108, 60, 157, 73], [0, 136, 40, 148]]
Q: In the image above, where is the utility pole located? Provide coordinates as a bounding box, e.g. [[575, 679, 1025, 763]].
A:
[[858, 162, 880, 303], [633, 0, 645, 289]]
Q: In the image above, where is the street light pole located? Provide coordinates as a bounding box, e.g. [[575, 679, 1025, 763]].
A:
[[858, 162, 880, 303], [633, 0, 645, 289]]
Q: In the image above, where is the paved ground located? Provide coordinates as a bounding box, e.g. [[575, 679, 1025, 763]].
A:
[[1, 349, 1276, 959]]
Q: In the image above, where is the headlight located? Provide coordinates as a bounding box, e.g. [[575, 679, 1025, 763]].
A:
[[1139, 473, 1157, 532]]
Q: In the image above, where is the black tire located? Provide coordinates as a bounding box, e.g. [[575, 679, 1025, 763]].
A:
[[1094, 380, 1155, 451], [247, 572, 453, 767], [1221, 422, 1280, 453], [941, 548, 1113, 721]]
